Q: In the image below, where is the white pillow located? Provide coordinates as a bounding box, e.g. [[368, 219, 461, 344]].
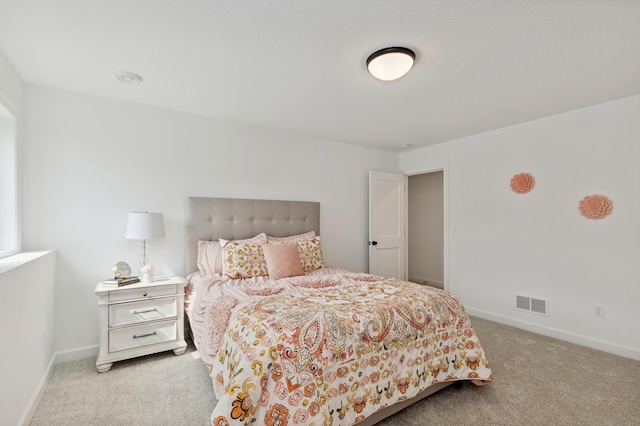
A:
[[219, 232, 267, 248], [197, 240, 222, 275], [267, 231, 316, 244]]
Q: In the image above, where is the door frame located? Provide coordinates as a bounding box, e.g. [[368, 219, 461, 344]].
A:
[[404, 162, 449, 290]]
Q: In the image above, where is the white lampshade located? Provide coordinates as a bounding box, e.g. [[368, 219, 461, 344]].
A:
[[125, 212, 165, 240], [366, 47, 415, 81]]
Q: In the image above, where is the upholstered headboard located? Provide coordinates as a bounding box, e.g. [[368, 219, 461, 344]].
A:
[[185, 197, 320, 275]]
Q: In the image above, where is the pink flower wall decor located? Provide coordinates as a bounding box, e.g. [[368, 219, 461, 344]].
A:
[[510, 173, 535, 194], [579, 195, 612, 220]]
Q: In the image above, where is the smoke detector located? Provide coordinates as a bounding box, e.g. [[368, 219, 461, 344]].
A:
[[115, 71, 143, 85]]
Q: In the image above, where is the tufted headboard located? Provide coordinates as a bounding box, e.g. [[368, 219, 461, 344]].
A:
[[185, 197, 320, 275]]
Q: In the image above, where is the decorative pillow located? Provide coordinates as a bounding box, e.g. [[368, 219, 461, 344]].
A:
[[297, 237, 325, 271], [267, 231, 316, 243], [219, 232, 267, 248], [197, 240, 223, 275], [222, 241, 268, 279], [262, 242, 305, 280]]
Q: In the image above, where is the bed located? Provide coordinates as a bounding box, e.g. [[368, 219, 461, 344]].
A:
[[185, 197, 492, 426]]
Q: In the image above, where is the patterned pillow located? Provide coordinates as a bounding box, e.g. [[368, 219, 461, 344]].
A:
[[262, 242, 305, 279], [220, 233, 268, 279], [267, 231, 316, 244], [297, 237, 325, 271], [221, 241, 268, 279]]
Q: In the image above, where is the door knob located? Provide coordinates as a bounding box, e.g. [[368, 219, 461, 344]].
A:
[[370, 241, 378, 246]]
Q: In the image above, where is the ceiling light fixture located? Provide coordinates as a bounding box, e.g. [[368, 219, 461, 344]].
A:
[[366, 47, 415, 81], [115, 71, 143, 85]]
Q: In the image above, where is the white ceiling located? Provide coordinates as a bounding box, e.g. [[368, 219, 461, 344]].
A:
[[1, 1, 639, 152]]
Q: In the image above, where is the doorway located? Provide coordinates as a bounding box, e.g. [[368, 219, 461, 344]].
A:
[[408, 171, 444, 289]]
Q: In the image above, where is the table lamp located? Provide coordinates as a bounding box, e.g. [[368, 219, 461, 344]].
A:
[[125, 211, 165, 267]]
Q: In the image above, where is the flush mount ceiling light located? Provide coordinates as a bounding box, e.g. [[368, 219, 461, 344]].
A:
[[115, 71, 143, 85], [366, 47, 415, 81]]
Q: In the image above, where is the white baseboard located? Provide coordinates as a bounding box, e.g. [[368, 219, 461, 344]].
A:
[[19, 352, 56, 426], [55, 344, 99, 364], [408, 275, 444, 287], [466, 307, 640, 361], [20, 345, 99, 425]]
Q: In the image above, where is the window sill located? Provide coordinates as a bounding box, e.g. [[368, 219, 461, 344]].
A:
[[0, 251, 55, 275]]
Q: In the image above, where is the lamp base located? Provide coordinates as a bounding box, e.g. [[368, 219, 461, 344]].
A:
[[139, 239, 147, 267]]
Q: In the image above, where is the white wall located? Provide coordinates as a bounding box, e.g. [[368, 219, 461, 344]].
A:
[[0, 49, 59, 426], [0, 48, 22, 111], [408, 172, 444, 287], [0, 49, 21, 255], [399, 95, 640, 360], [22, 84, 398, 355], [0, 252, 56, 426]]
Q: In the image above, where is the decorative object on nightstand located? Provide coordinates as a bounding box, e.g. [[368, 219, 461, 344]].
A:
[[113, 260, 132, 279], [104, 276, 141, 287], [94, 275, 188, 372], [125, 211, 165, 273], [141, 264, 154, 283], [103, 261, 140, 287]]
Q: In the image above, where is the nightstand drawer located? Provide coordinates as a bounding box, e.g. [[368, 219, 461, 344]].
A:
[[109, 320, 177, 352], [108, 284, 178, 302], [109, 297, 178, 327]]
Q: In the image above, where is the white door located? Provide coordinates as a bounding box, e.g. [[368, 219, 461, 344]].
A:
[[368, 171, 406, 279]]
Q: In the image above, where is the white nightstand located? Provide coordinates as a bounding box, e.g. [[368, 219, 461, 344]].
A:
[[94, 275, 188, 372]]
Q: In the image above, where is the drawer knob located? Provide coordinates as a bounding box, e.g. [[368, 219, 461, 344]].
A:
[[133, 331, 157, 339], [143, 292, 148, 297]]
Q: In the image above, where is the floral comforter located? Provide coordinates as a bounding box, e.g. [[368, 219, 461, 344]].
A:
[[186, 268, 492, 426]]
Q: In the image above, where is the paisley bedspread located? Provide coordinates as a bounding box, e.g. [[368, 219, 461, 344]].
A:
[[186, 269, 492, 426]]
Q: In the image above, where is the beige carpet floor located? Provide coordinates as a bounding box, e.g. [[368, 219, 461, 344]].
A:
[[30, 317, 640, 426]]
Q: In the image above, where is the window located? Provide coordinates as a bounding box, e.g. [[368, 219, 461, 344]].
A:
[[0, 98, 18, 258]]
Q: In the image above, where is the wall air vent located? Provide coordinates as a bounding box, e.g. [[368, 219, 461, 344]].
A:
[[516, 295, 548, 316], [516, 295, 530, 310]]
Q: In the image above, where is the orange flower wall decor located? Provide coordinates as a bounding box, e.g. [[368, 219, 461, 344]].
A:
[[510, 173, 534, 194], [579, 195, 612, 220]]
